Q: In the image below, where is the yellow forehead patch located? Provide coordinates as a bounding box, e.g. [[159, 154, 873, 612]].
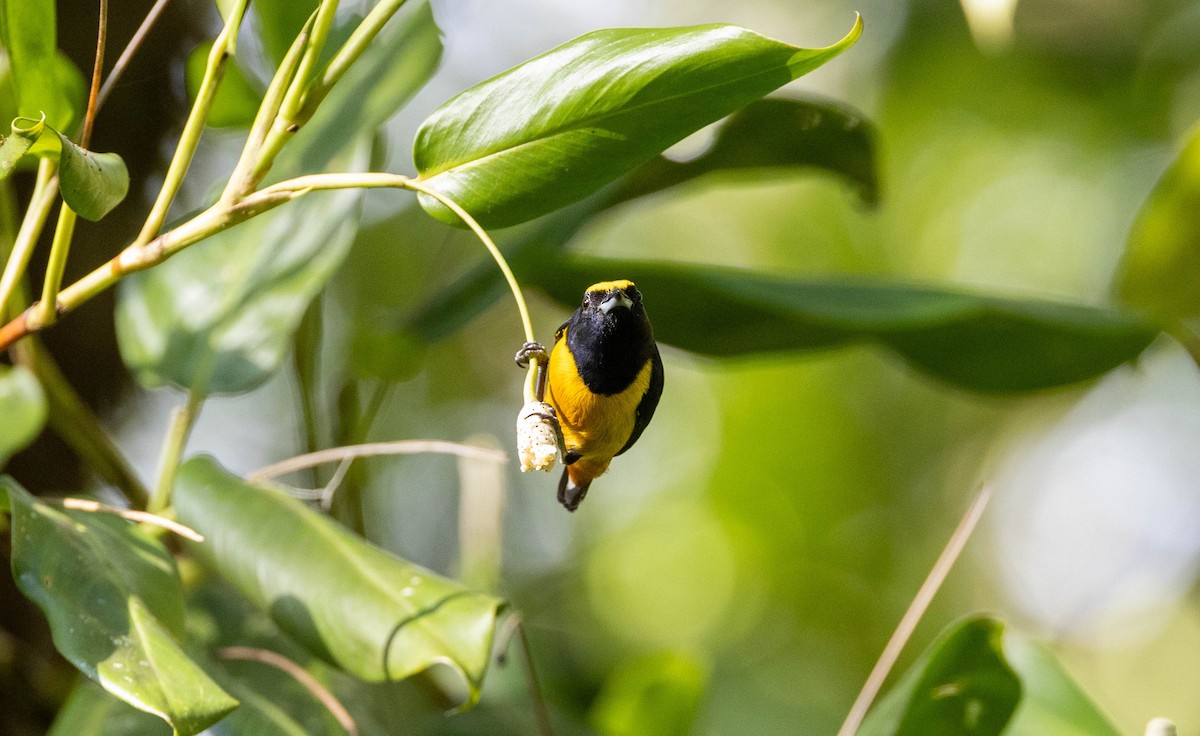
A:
[[586, 279, 635, 293]]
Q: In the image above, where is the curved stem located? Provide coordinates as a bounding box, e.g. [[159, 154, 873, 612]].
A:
[[96, 0, 174, 110], [0, 159, 57, 314], [61, 498, 202, 542], [78, 0, 108, 149], [246, 439, 508, 482], [219, 647, 359, 736]]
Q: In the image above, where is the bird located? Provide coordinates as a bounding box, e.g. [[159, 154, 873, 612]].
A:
[[542, 280, 664, 511]]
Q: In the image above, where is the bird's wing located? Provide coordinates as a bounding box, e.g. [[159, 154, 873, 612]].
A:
[[616, 346, 664, 456]]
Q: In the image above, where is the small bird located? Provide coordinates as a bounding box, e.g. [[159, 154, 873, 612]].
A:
[[543, 280, 664, 511]]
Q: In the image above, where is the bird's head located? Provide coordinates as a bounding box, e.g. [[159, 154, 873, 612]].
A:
[[582, 280, 642, 318]]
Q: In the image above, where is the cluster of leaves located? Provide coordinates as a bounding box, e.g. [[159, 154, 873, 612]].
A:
[[0, 0, 1196, 733]]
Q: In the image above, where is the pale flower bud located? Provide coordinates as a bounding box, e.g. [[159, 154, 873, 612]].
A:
[[1146, 719, 1177, 736], [517, 401, 562, 472]]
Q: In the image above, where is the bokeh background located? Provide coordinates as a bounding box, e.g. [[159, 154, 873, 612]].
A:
[[6, 0, 1200, 733]]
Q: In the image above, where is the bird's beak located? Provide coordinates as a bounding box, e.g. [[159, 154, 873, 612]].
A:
[[599, 291, 633, 314]]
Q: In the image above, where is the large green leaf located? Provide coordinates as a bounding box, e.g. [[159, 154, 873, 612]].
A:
[[47, 680, 171, 736], [859, 617, 1020, 736], [3, 480, 237, 734], [174, 456, 507, 706], [1, 115, 130, 219], [527, 256, 1158, 393], [413, 16, 863, 228], [0, 364, 46, 465], [0, 0, 82, 130], [1118, 124, 1200, 319], [116, 0, 441, 395]]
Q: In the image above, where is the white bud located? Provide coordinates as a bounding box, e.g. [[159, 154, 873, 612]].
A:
[[1146, 718, 1177, 736], [516, 401, 561, 472]]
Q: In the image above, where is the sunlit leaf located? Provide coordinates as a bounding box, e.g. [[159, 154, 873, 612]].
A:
[[187, 41, 261, 128], [3, 480, 237, 734], [4, 115, 130, 219], [528, 256, 1158, 393], [0, 364, 46, 464], [590, 652, 708, 736], [859, 617, 1020, 736], [413, 16, 863, 228], [116, 0, 442, 395], [47, 680, 171, 736], [0, 0, 82, 129], [174, 456, 507, 707], [1118, 124, 1200, 320]]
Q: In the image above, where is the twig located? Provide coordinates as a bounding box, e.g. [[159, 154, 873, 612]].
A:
[[78, 0, 108, 148], [517, 623, 555, 736], [319, 457, 355, 509], [149, 390, 203, 513], [247, 440, 508, 483], [219, 646, 359, 736], [96, 0, 173, 110], [60, 497, 203, 542], [835, 486, 993, 736]]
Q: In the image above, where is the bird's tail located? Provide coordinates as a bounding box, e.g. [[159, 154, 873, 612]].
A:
[[557, 468, 592, 512]]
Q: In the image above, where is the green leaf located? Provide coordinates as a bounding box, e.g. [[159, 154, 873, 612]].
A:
[[612, 96, 879, 206], [413, 16, 863, 228], [0, 364, 46, 465], [1118, 124, 1200, 319], [173, 456, 507, 707], [0, 0, 83, 130], [1003, 633, 1121, 736], [527, 256, 1158, 393], [0, 112, 43, 179], [3, 480, 238, 734], [590, 652, 708, 736], [48, 680, 171, 736], [116, 0, 442, 395], [186, 41, 261, 128], [860, 617, 1020, 736]]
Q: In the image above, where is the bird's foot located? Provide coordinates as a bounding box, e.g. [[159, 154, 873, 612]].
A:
[[515, 341, 548, 368]]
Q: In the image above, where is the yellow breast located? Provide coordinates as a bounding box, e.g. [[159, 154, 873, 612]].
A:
[[546, 333, 652, 474]]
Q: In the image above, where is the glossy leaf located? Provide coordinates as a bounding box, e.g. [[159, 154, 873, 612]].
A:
[[4, 115, 130, 219], [0, 0, 82, 129], [0, 364, 46, 465], [613, 96, 878, 206], [1118, 124, 1200, 319], [0, 112, 42, 179], [186, 41, 261, 128], [1003, 634, 1121, 736], [413, 16, 863, 228], [116, 0, 441, 395], [527, 256, 1158, 393], [3, 480, 237, 734], [859, 617, 1020, 736], [174, 456, 507, 706]]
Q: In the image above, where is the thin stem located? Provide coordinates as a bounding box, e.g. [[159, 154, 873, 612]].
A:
[[219, 647, 359, 736], [60, 498, 203, 542], [247, 440, 508, 482], [78, 0, 108, 149], [517, 623, 555, 736], [149, 391, 203, 514], [33, 204, 78, 326], [136, 22, 234, 243], [303, 0, 408, 116], [11, 336, 150, 508], [0, 159, 57, 314], [278, 0, 341, 122], [96, 0, 174, 111], [836, 486, 993, 736]]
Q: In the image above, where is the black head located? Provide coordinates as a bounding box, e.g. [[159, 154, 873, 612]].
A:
[[567, 280, 656, 395]]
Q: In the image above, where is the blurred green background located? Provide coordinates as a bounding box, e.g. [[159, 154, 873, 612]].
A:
[[7, 0, 1200, 733]]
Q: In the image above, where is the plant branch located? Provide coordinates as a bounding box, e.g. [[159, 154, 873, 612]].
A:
[[149, 390, 203, 513], [60, 497, 202, 542], [303, 0, 408, 117], [78, 0, 108, 149], [96, 0, 174, 110], [219, 646, 359, 736], [33, 204, 78, 326], [517, 622, 555, 736], [836, 485, 993, 736], [246, 439, 508, 482], [0, 159, 57, 314]]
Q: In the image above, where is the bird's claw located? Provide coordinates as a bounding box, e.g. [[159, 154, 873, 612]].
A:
[[515, 341, 548, 368]]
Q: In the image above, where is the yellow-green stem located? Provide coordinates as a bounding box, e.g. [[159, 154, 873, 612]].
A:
[[0, 159, 57, 313], [278, 0, 341, 122], [302, 0, 409, 117], [34, 204, 78, 327], [150, 390, 203, 514]]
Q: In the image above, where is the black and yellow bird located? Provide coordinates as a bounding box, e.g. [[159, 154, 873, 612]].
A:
[[542, 280, 663, 512]]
